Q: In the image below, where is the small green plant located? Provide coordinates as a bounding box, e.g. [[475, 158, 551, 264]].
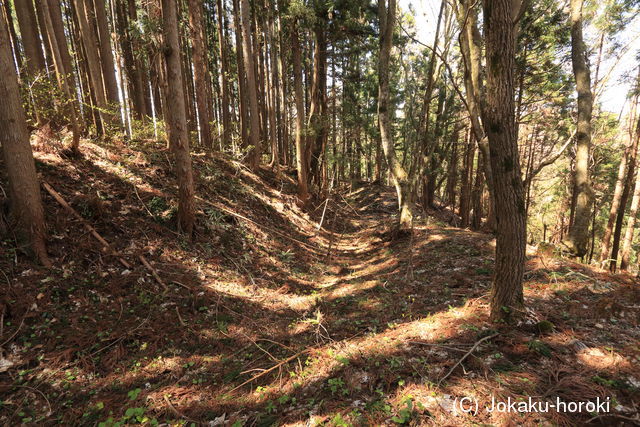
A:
[[205, 207, 231, 230], [527, 340, 552, 357], [127, 388, 142, 401], [148, 197, 168, 217], [392, 397, 415, 424], [327, 377, 349, 396], [278, 249, 295, 263], [265, 400, 276, 413], [330, 413, 349, 426]]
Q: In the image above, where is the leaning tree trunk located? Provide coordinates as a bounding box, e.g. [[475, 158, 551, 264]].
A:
[[378, 0, 412, 229], [238, 0, 261, 169], [564, 0, 594, 258], [480, 0, 526, 322], [161, 0, 195, 236], [0, 15, 50, 266]]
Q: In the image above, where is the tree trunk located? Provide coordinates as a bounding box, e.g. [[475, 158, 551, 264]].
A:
[[74, 0, 113, 131], [471, 150, 484, 230], [306, 19, 328, 191], [460, 127, 474, 227], [92, 0, 119, 106], [15, 0, 47, 75], [267, 13, 279, 169], [620, 153, 640, 271], [378, 0, 412, 229], [292, 22, 309, 201], [161, 0, 195, 236], [454, 0, 496, 231], [14, 0, 49, 124], [115, 0, 147, 121], [600, 102, 639, 264], [217, 0, 231, 148], [2, 0, 23, 73], [238, 0, 261, 168], [0, 15, 50, 265], [232, 0, 248, 148], [40, 0, 82, 151], [187, 0, 213, 148], [564, 0, 594, 258], [480, 0, 526, 322]]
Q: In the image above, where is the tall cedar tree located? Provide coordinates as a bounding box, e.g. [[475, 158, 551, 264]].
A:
[[378, 0, 413, 229], [239, 0, 261, 169], [187, 0, 214, 148], [565, 0, 594, 257], [480, 0, 526, 322], [161, 0, 196, 236], [0, 11, 50, 266]]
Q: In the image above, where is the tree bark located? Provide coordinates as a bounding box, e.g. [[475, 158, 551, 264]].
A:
[[40, 0, 82, 151], [92, 0, 119, 106], [187, 0, 214, 148], [2, 0, 23, 73], [306, 17, 328, 191], [161, 0, 195, 236], [620, 149, 640, 271], [480, 0, 526, 322], [217, 0, 231, 148], [239, 0, 262, 170], [378, 0, 412, 229], [600, 103, 639, 264], [0, 14, 50, 265], [292, 22, 309, 201], [232, 0, 248, 148], [454, 0, 496, 230], [238, 0, 261, 168], [564, 0, 594, 257], [14, 0, 47, 75], [74, 0, 113, 131]]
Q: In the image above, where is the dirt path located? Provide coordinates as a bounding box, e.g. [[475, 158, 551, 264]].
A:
[[2, 145, 638, 426]]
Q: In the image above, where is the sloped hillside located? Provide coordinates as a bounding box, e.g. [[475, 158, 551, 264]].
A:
[[0, 139, 639, 426]]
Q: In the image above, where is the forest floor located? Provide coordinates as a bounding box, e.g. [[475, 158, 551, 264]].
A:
[[1, 137, 639, 426]]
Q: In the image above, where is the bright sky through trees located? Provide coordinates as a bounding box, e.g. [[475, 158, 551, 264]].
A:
[[400, 0, 640, 114]]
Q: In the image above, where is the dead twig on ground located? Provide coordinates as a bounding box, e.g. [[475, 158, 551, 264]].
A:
[[43, 181, 168, 290], [229, 348, 314, 393], [163, 394, 199, 423], [0, 307, 29, 348], [437, 333, 499, 386]]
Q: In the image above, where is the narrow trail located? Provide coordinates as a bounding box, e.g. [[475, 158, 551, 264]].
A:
[[3, 145, 638, 426]]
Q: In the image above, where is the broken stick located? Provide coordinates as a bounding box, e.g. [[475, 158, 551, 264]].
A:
[[42, 181, 167, 290]]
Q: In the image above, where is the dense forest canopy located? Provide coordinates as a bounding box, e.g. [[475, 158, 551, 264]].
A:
[[1, 0, 640, 424]]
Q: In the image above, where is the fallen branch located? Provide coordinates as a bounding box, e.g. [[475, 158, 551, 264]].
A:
[[42, 181, 167, 290], [138, 254, 167, 291], [42, 181, 131, 269], [437, 333, 499, 386], [229, 348, 313, 393]]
